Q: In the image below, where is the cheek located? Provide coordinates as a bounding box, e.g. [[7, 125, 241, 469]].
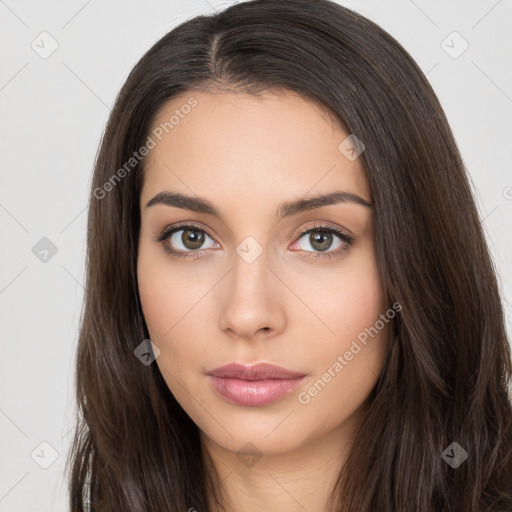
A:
[[337, 265, 385, 339], [137, 250, 213, 375], [293, 249, 389, 403], [137, 241, 200, 342], [300, 251, 386, 349], [137, 262, 170, 341]]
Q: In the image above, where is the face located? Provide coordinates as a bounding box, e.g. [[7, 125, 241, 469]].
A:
[[137, 89, 390, 457]]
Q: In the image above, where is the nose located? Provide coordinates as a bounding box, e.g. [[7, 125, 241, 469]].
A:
[[218, 251, 286, 341]]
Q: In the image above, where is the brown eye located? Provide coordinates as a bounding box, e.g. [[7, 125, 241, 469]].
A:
[[289, 223, 354, 261], [294, 227, 350, 254], [180, 228, 205, 250], [157, 224, 218, 257], [307, 231, 334, 252]]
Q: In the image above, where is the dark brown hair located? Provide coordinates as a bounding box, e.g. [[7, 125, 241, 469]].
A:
[[66, 0, 512, 510]]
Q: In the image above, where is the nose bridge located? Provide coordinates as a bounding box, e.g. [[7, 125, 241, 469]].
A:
[[232, 243, 267, 291], [229, 243, 272, 313], [218, 239, 285, 337]]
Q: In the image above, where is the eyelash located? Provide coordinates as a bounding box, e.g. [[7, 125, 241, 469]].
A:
[[155, 221, 354, 261]]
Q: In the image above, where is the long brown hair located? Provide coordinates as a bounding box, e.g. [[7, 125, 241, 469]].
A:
[[66, 0, 512, 510]]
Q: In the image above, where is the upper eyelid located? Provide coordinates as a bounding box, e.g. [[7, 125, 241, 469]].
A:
[[162, 221, 216, 240], [298, 222, 351, 236]]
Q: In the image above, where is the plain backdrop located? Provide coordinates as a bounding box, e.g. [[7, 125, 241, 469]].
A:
[[0, 0, 511, 510]]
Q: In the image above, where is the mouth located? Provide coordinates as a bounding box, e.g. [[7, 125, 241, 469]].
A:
[[206, 362, 307, 407]]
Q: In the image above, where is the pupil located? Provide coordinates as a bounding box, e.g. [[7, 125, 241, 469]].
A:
[[310, 231, 332, 252], [183, 229, 204, 250]]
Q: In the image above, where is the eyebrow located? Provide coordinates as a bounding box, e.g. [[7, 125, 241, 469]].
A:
[[145, 190, 373, 219]]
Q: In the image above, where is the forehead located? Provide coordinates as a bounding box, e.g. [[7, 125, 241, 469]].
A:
[[140, 90, 370, 209]]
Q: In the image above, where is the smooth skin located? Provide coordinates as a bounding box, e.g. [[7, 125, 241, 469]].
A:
[[137, 90, 390, 512]]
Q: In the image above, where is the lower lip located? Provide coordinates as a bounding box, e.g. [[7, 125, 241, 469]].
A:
[[208, 375, 306, 406]]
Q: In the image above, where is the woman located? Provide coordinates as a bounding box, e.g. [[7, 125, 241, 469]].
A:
[[66, 0, 512, 510]]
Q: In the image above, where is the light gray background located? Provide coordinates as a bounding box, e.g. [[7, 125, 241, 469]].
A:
[[0, 1, 511, 510]]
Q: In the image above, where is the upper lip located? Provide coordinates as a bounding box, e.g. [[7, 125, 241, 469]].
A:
[[207, 362, 306, 380]]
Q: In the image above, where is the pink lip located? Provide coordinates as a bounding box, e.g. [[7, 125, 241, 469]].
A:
[[207, 362, 307, 406]]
